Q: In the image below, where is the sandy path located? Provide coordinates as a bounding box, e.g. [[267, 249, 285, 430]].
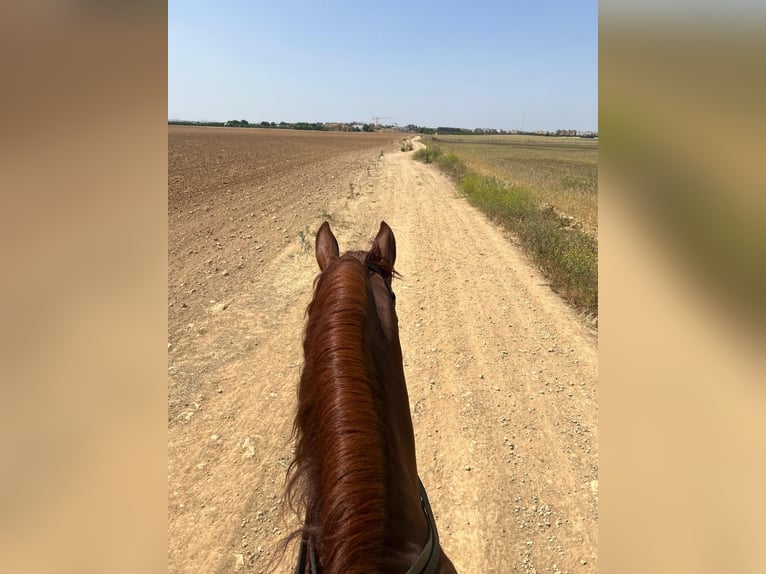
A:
[[168, 138, 598, 573]]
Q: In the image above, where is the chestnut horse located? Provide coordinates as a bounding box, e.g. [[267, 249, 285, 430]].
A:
[[285, 221, 456, 574]]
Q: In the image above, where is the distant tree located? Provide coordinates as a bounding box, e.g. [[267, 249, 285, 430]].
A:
[[362, 123, 374, 132], [437, 127, 471, 135], [293, 122, 326, 131]]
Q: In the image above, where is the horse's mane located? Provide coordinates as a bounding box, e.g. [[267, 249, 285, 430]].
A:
[[286, 253, 389, 573]]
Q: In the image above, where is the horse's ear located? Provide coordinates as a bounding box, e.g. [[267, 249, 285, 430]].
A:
[[372, 221, 396, 269], [315, 221, 339, 271]]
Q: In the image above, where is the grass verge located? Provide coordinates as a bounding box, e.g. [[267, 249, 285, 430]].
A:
[[414, 143, 597, 318], [422, 134, 598, 233]]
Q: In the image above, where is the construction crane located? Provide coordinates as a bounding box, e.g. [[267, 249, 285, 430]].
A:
[[372, 116, 395, 128]]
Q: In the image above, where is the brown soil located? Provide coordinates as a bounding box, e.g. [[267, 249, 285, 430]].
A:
[[168, 127, 598, 573]]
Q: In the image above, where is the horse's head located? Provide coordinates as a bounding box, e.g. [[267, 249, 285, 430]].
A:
[[288, 221, 457, 573], [315, 220, 399, 343]]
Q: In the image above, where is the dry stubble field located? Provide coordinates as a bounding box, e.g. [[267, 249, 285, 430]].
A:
[[425, 135, 598, 237], [168, 126, 597, 573]]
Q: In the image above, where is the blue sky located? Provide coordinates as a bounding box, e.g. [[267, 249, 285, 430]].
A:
[[169, 1, 598, 131]]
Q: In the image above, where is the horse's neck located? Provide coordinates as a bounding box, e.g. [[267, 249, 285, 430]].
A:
[[372, 331, 416, 475], [373, 339, 431, 568]]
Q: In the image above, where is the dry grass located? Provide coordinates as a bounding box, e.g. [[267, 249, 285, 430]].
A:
[[426, 134, 598, 236]]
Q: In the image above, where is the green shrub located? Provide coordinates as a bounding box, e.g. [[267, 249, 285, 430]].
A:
[[412, 147, 427, 161], [459, 174, 535, 227], [436, 152, 468, 180], [522, 216, 598, 312], [412, 144, 443, 164]]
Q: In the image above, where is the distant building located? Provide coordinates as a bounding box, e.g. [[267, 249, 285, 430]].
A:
[[324, 122, 357, 131]]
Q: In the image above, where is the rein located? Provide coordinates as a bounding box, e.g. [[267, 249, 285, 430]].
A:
[[294, 478, 442, 574], [409, 478, 443, 574]]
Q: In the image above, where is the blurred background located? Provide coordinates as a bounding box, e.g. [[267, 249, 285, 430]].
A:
[[0, 2, 167, 573], [600, 2, 765, 572], [0, 1, 763, 572]]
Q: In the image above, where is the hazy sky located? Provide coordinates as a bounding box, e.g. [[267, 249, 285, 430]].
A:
[[169, 1, 598, 131]]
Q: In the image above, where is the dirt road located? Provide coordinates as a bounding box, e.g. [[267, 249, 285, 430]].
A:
[[168, 133, 598, 573]]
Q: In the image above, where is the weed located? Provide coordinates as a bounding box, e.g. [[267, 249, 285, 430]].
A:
[[297, 225, 311, 252], [521, 212, 598, 313], [412, 144, 444, 164], [459, 174, 535, 225], [437, 152, 468, 181]]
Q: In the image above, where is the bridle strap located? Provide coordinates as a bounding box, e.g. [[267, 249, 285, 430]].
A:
[[294, 534, 307, 574], [295, 478, 441, 574], [294, 534, 318, 574], [407, 478, 442, 574], [310, 540, 318, 574], [365, 261, 396, 301]]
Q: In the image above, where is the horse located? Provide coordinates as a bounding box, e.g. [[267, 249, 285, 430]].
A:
[[284, 221, 457, 574]]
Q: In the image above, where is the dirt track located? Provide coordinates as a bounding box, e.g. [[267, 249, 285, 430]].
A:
[[168, 129, 598, 573]]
